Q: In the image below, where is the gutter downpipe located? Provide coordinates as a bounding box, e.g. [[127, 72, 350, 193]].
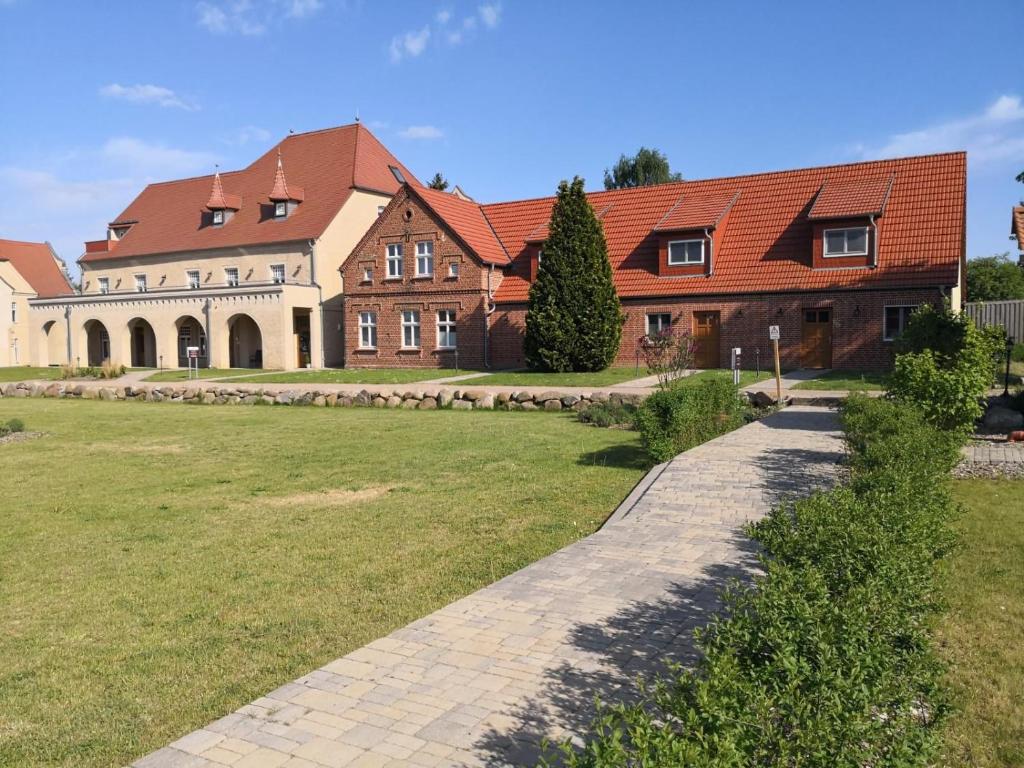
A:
[[705, 228, 714, 276], [869, 215, 878, 269], [485, 264, 497, 369], [203, 298, 212, 368], [310, 239, 326, 369], [64, 305, 73, 364]]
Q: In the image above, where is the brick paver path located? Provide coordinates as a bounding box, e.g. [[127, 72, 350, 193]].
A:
[[134, 406, 843, 768]]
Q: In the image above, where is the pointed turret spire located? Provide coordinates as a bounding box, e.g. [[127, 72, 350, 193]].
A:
[[268, 151, 304, 203], [205, 170, 241, 211]]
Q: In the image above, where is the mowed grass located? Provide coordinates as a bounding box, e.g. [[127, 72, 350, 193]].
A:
[[941, 480, 1024, 766], [0, 399, 645, 767], [477, 367, 652, 387], [791, 370, 889, 391], [0, 366, 63, 381], [143, 367, 258, 382], [220, 368, 468, 385]]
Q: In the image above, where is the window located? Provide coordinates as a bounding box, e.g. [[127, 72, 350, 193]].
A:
[[135, 274, 147, 293], [10, 302, 15, 323], [98, 277, 109, 295], [401, 310, 421, 349], [823, 226, 869, 257], [211, 209, 224, 226], [389, 165, 406, 184], [883, 305, 917, 341], [225, 267, 239, 287], [646, 313, 671, 336], [448, 262, 459, 278], [537, 250, 543, 266], [377, 205, 386, 216], [270, 264, 285, 284], [274, 201, 287, 218], [387, 243, 403, 278], [362, 266, 373, 282], [415, 241, 434, 276], [436, 310, 456, 349], [667, 239, 704, 265], [358, 311, 377, 349], [186, 269, 200, 289]]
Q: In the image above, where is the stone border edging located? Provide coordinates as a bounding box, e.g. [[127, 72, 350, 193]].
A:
[[601, 460, 670, 528]]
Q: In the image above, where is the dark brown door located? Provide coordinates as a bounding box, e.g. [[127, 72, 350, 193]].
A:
[[692, 311, 721, 368], [801, 309, 832, 368]]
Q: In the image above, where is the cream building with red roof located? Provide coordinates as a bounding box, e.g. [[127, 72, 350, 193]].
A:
[[0, 239, 72, 367], [29, 123, 417, 371]]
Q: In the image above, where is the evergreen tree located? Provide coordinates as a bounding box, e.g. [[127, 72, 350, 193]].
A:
[[524, 177, 624, 371], [428, 173, 449, 191]]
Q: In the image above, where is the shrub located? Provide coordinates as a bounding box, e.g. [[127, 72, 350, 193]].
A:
[[99, 360, 126, 379], [577, 401, 636, 428], [5, 418, 24, 434], [637, 328, 696, 390], [544, 397, 959, 768], [1012, 341, 1024, 363], [633, 378, 745, 462]]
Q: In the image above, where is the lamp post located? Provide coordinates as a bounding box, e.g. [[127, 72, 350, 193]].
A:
[[1004, 335, 1015, 397]]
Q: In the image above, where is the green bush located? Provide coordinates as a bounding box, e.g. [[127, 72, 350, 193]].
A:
[[0, 418, 25, 437], [633, 378, 745, 462], [544, 396, 959, 768], [577, 401, 636, 429], [1012, 342, 1024, 363], [887, 304, 1001, 434]]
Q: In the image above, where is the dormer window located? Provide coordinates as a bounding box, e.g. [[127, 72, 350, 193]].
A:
[[268, 151, 304, 220], [274, 201, 287, 219], [667, 239, 704, 265], [212, 209, 224, 226], [824, 227, 869, 257]]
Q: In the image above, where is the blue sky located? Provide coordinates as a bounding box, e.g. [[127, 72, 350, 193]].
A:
[[1, 0, 1021, 272]]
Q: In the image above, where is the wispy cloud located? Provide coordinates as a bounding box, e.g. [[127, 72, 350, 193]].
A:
[[479, 3, 500, 28], [197, 0, 266, 35], [232, 125, 272, 145], [100, 83, 199, 111], [854, 94, 1024, 166], [100, 137, 219, 175], [281, 0, 322, 18], [399, 125, 444, 140], [436, 8, 451, 24], [389, 26, 431, 63]]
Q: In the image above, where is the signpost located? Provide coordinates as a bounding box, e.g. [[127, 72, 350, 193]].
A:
[[768, 325, 782, 403], [186, 346, 200, 381], [730, 347, 742, 386]]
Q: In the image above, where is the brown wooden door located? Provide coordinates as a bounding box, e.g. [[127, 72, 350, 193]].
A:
[[692, 311, 721, 368], [801, 308, 833, 368]]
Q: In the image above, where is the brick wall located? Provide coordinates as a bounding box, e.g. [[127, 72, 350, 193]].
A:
[[491, 287, 945, 372]]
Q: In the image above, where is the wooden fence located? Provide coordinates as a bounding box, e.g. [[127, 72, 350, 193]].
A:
[[964, 299, 1024, 342]]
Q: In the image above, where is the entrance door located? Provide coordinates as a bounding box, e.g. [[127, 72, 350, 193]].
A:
[[801, 308, 833, 368], [692, 311, 721, 368], [293, 311, 311, 368]]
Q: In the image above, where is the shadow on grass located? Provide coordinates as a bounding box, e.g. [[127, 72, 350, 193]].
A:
[[577, 442, 650, 471]]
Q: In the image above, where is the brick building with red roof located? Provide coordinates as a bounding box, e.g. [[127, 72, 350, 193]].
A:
[[342, 152, 965, 372]]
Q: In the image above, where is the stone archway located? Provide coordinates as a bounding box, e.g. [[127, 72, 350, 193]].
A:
[[175, 315, 208, 368], [127, 317, 157, 368], [228, 313, 263, 369], [84, 319, 111, 366], [41, 320, 67, 367]]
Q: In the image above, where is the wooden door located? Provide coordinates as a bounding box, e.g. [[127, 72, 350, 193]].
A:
[[801, 308, 832, 368], [692, 311, 721, 368]]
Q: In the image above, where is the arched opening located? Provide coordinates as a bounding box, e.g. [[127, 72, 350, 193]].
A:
[[84, 319, 111, 366], [228, 313, 263, 369], [127, 318, 157, 368], [41, 320, 66, 367], [175, 315, 208, 368]]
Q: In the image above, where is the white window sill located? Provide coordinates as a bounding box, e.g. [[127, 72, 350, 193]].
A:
[[667, 261, 704, 267], [357, 347, 378, 351]]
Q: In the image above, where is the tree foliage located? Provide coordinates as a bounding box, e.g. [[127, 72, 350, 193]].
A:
[[524, 177, 624, 371], [603, 147, 682, 190], [427, 172, 448, 191], [965, 253, 1024, 302]]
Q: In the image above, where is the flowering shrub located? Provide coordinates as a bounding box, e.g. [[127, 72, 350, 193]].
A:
[[637, 328, 696, 390]]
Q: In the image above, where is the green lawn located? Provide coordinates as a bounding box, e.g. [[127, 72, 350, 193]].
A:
[[791, 370, 889, 391], [0, 366, 64, 381], [144, 367, 258, 382], [681, 369, 765, 388], [477, 367, 652, 387], [941, 480, 1024, 766], [0, 399, 644, 767], [218, 368, 468, 385]]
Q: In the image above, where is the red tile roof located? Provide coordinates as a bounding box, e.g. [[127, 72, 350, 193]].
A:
[[413, 186, 509, 265], [82, 123, 419, 263], [1012, 206, 1024, 252], [525, 203, 614, 243], [268, 153, 304, 202], [653, 190, 739, 231], [807, 175, 894, 219], [477, 152, 964, 303], [204, 172, 241, 211], [0, 239, 73, 297]]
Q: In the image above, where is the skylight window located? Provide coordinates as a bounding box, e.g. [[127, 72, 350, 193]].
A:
[[389, 165, 407, 184]]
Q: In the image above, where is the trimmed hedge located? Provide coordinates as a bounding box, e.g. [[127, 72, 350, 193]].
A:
[[633, 378, 746, 462], [542, 395, 961, 767]]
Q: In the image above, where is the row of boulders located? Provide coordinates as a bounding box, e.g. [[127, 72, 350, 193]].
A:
[[0, 381, 646, 412]]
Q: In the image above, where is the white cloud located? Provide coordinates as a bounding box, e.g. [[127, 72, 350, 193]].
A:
[[436, 8, 451, 24], [398, 125, 444, 140], [100, 83, 199, 111], [282, 0, 322, 18], [233, 125, 272, 145], [855, 94, 1024, 166], [100, 137, 219, 175], [445, 30, 462, 44], [197, 0, 267, 35], [478, 3, 500, 28], [389, 26, 430, 63]]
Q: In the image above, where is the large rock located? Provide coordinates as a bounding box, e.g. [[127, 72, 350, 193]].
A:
[[400, 398, 419, 409], [561, 395, 580, 408], [275, 392, 293, 405], [418, 397, 437, 409], [536, 391, 562, 404], [461, 389, 485, 402], [514, 391, 534, 403], [437, 389, 454, 408], [749, 390, 777, 408], [98, 388, 115, 401], [354, 390, 372, 407], [385, 396, 401, 408], [476, 394, 495, 409], [543, 399, 563, 411], [520, 401, 539, 411], [984, 405, 1024, 431], [44, 383, 62, 398], [452, 399, 473, 410]]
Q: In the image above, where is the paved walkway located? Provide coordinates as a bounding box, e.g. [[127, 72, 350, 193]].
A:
[[134, 406, 843, 768]]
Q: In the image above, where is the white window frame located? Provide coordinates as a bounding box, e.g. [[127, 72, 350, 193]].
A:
[[377, 204, 386, 216], [448, 261, 459, 278], [211, 209, 225, 226], [883, 304, 918, 342], [823, 226, 870, 257], [224, 267, 239, 287], [186, 269, 201, 289], [358, 311, 377, 349], [436, 310, 457, 350], [646, 313, 672, 336], [98, 277, 109, 295], [667, 239, 705, 266], [274, 201, 287, 219], [10, 301, 16, 323], [401, 309, 421, 349], [362, 265, 373, 282], [386, 243, 403, 279], [134, 274, 147, 293], [415, 240, 434, 276], [270, 264, 286, 284]]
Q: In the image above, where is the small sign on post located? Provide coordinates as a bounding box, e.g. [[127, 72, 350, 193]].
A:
[[186, 346, 200, 381], [768, 326, 782, 403], [730, 347, 742, 386]]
